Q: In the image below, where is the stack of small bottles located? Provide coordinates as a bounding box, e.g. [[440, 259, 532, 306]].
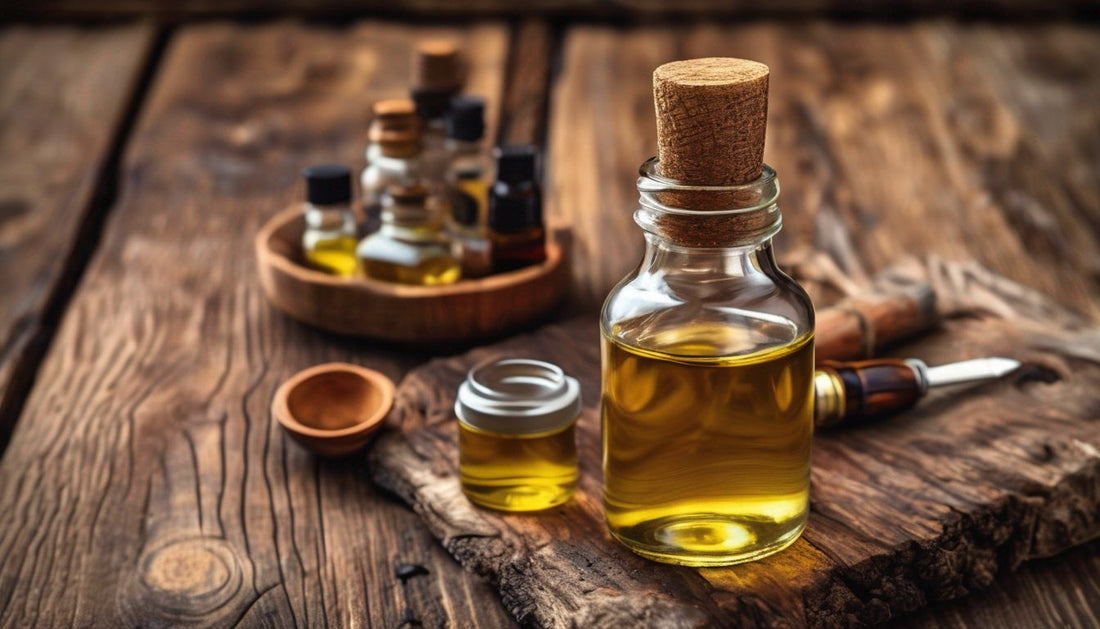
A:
[[300, 41, 547, 286]]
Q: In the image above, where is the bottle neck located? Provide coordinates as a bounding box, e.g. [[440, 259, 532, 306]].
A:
[[304, 202, 354, 230], [635, 157, 781, 249], [380, 200, 442, 239], [639, 233, 779, 280]]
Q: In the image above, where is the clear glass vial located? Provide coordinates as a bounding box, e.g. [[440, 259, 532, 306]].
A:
[[301, 164, 358, 277], [456, 359, 581, 512], [600, 159, 815, 566], [356, 184, 460, 285], [446, 96, 492, 278]]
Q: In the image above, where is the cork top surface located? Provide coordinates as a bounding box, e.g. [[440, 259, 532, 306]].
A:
[[653, 58, 769, 86], [416, 40, 458, 59], [653, 57, 770, 189], [414, 40, 463, 92], [372, 99, 417, 118]]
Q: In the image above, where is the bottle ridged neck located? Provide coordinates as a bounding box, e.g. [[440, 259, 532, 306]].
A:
[[635, 157, 781, 248]]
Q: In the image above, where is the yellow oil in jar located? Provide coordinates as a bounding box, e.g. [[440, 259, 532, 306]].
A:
[[303, 235, 358, 277], [459, 421, 577, 512], [601, 326, 814, 566]]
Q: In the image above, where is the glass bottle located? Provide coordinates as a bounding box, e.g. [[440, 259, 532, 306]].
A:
[[446, 96, 492, 278], [356, 184, 461, 286], [456, 359, 581, 512], [410, 41, 463, 196], [300, 164, 357, 277], [361, 99, 421, 234], [600, 158, 815, 567], [488, 145, 546, 273], [413, 87, 453, 193]]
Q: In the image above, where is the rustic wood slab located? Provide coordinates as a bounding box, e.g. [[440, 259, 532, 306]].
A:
[[0, 21, 516, 628], [370, 257, 1100, 627], [0, 24, 155, 449]]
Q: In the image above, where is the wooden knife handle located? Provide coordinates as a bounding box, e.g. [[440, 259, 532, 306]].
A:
[[815, 283, 937, 364], [815, 359, 929, 428]]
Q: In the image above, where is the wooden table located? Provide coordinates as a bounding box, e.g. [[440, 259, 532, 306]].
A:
[[0, 16, 1098, 628]]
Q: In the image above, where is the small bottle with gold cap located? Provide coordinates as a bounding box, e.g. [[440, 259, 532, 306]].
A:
[[361, 99, 422, 233], [356, 184, 460, 285], [456, 359, 581, 512]]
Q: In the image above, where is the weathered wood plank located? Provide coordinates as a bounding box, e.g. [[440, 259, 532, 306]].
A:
[[370, 257, 1100, 627], [7, 0, 1096, 21], [901, 537, 1100, 628], [0, 24, 155, 450], [0, 21, 514, 628], [546, 22, 1100, 317]]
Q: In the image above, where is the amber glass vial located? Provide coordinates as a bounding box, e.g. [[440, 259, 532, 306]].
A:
[[456, 359, 581, 512], [601, 160, 815, 566]]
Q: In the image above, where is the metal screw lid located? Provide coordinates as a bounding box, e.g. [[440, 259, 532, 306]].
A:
[[455, 359, 581, 436]]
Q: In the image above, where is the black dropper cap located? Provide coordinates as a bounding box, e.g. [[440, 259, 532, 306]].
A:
[[494, 145, 538, 183], [303, 164, 352, 205], [411, 87, 451, 121], [446, 96, 485, 142]]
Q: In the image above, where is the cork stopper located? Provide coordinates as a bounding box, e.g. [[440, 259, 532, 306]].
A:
[[653, 58, 769, 186], [413, 41, 463, 93], [369, 99, 421, 158]]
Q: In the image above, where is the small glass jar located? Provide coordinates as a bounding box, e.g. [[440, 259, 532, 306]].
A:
[[456, 359, 581, 512], [601, 159, 815, 566]]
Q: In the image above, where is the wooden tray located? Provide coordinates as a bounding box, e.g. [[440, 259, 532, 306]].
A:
[[369, 258, 1100, 628], [255, 207, 571, 343]]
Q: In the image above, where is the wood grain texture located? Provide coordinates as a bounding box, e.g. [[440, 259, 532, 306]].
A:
[[8, 0, 1097, 20], [0, 24, 155, 449], [0, 21, 514, 628], [370, 257, 1100, 627], [546, 22, 1100, 318], [499, 20, 554, 147]]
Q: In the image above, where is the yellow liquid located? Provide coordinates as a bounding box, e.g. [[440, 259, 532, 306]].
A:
[[459, 422, 578, 512], [601, 328, 814, 566], [361, 256, 460, 285], [304, 235, 358, 277]]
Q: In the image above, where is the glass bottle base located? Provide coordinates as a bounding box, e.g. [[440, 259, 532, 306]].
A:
[[461, 482, 574, 512], [609, 514, 805, 567]]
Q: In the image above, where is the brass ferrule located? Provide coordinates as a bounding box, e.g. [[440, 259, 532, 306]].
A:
[[813, 370, 846, 427]]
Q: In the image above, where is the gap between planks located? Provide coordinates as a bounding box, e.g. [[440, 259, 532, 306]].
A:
[[0, 24, 168, 455]]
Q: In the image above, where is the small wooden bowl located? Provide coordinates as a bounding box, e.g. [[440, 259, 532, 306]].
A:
[[272, 363, 395, 456], [256, 207, 571, 344]]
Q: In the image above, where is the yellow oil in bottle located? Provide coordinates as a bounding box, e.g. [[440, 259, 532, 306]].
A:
[[360, 255, 460, 285], [304, 235, 358, 277], [459, 421, 577, 511], [601, 325, 814, 566]]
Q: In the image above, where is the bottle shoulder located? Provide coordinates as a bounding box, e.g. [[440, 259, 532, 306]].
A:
[[356, 231, 452, 266], [601, 267, 815, 354]]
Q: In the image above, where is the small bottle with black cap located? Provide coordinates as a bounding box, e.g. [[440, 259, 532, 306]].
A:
[[446, 96, 492, 278], [301, 164, 358, 277], [488, 145, 547, 273]]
